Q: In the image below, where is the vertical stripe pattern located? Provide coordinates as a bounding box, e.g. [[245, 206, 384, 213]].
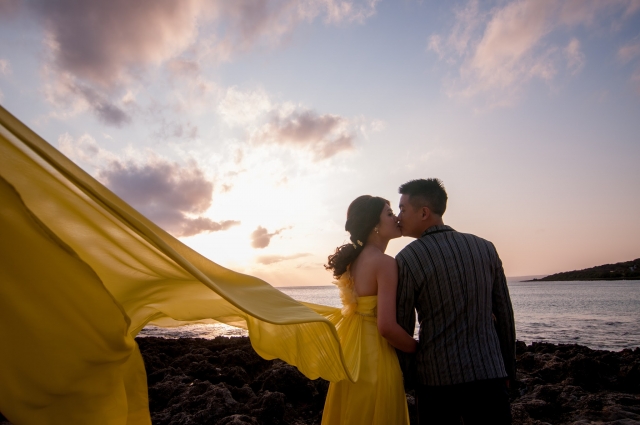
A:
[[396, 225, 516, 386]]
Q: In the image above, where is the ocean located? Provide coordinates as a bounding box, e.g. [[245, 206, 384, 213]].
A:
[[139, 280, 640, 352]]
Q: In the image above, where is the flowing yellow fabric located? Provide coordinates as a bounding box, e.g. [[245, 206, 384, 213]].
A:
[[0, 105, 355, 424], [0, 176, 150, 425], [321, 294, 410, 425]]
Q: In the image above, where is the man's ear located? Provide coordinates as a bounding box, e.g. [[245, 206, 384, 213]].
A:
[[421, 206, 431, 221]]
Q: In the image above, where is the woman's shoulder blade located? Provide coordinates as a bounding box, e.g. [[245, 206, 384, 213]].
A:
[[378, 253, 398, 270]]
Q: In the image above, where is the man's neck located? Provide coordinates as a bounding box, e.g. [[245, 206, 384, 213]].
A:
[[419, 217, 445, 235]]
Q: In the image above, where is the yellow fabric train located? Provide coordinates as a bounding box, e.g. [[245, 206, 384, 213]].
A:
[[0, 106, 353, 425]]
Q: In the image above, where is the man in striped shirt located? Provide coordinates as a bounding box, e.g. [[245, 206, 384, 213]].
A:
[[395, 178, 515, 424]]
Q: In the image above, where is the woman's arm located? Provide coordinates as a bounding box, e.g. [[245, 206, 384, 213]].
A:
[[376, 255, 417, 353]]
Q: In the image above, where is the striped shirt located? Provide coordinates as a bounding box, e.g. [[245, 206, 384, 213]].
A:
[[396, 225, 516, 386]]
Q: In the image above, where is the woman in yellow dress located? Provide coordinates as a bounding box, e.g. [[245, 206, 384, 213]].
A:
[[0, 106, 415, 424], [321, 195, 418, 425]]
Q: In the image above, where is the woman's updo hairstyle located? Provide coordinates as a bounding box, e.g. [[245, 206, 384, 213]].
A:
[[325, 195, 389, 278]]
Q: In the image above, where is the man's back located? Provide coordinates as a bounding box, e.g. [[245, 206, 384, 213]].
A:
[[396, 225, 516, 386]]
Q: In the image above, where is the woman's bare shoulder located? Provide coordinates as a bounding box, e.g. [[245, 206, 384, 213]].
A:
[[373, 252, 398, 272], [357, 249, 397, 274]]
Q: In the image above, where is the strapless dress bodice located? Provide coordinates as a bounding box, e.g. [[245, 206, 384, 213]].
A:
[[353, 295, 377, 318]]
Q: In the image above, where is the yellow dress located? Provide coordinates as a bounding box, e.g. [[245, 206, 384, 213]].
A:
[[321, 274, 410, 425]]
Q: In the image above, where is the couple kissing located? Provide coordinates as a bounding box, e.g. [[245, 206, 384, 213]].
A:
[[321, 178, 516, 425]]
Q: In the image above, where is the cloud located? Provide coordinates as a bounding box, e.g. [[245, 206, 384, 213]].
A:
[[21, 0, 377, 123], [29, 0, 203, 88], [617, 37, 640, 94], [219, 86, 359, 160], [200, 0, 379, 60], [152, 118, 199, 141], [0, 59, 10, 76], [427, 34, 444, 58], [42, 65, 133, 125], [251, 226, 291, 249], [565, 38, 585, 74], [71, 81, 131, 126], [58, 132, 118, 165], [166, 59, 201, 78], [29, 0, 202, 125], [446, 0, 482, 57], [254, 108, 355, 160], [97, 156, 239, 237], [618, 38, 640, 63], [0, 59, 8, 100], [218, 86, 273, 126], [464, 0, 558, 99], [430, 0, 640, 106], [178, 218, 241, 237], [256, 253, 312, 265]]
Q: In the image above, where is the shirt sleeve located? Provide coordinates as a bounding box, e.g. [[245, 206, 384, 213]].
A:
[[395, 251, 417, 386], [491, 248, 517, 381]]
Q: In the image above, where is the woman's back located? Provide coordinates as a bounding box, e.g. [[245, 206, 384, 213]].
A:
[[349, 246, 387, 297]]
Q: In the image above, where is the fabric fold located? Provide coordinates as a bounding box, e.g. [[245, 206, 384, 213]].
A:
[[0, 175, 150, 425]]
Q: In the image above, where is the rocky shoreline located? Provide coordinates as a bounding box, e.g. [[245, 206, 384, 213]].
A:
[[1, 338, 638, 424], [511, 341, 639, 424], [138, 337, 640, 425]]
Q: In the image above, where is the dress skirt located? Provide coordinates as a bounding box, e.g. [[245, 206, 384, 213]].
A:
[[321, 295, 410, 425]]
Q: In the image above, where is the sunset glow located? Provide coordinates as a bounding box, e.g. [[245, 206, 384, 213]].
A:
[[1, 1, 639, 286]]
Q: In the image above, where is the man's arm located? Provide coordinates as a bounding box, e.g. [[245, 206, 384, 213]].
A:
[[491, 249, 517, 382], [395, 252, 417, 382]]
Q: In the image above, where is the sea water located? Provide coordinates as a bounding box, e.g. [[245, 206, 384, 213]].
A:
[[139, 280, 640, 352]]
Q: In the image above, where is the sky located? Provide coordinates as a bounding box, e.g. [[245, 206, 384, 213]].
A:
[[1, 0, 639, 287]]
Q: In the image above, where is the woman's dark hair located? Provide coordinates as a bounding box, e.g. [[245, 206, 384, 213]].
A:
[[325, 195, 389, 278]]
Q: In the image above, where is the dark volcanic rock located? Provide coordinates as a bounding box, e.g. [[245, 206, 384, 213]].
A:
[[247, 390, 287, 424], [253, 363, 315, 403], [138, 336, 326, 425], [512, 342, 640, 424], [138, 337, 640, 425], [218, 415, 260, 425]]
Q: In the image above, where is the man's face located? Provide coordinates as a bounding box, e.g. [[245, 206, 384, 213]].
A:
[[397, 194, 423, 238]]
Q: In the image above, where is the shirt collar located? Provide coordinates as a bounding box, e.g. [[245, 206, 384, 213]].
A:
[[421, 224, 454, 238]]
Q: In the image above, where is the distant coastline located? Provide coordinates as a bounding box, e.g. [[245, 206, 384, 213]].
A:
[[524, 258, 640, 282]]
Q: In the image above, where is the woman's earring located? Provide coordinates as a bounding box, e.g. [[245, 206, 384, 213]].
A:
[[375, 227, 379, 234]]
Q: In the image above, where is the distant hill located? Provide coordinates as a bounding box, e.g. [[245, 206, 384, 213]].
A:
[[529, 258, 640, 281]]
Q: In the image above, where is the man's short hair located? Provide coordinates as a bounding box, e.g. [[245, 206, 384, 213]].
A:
[[398, 178, 448, 216]]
